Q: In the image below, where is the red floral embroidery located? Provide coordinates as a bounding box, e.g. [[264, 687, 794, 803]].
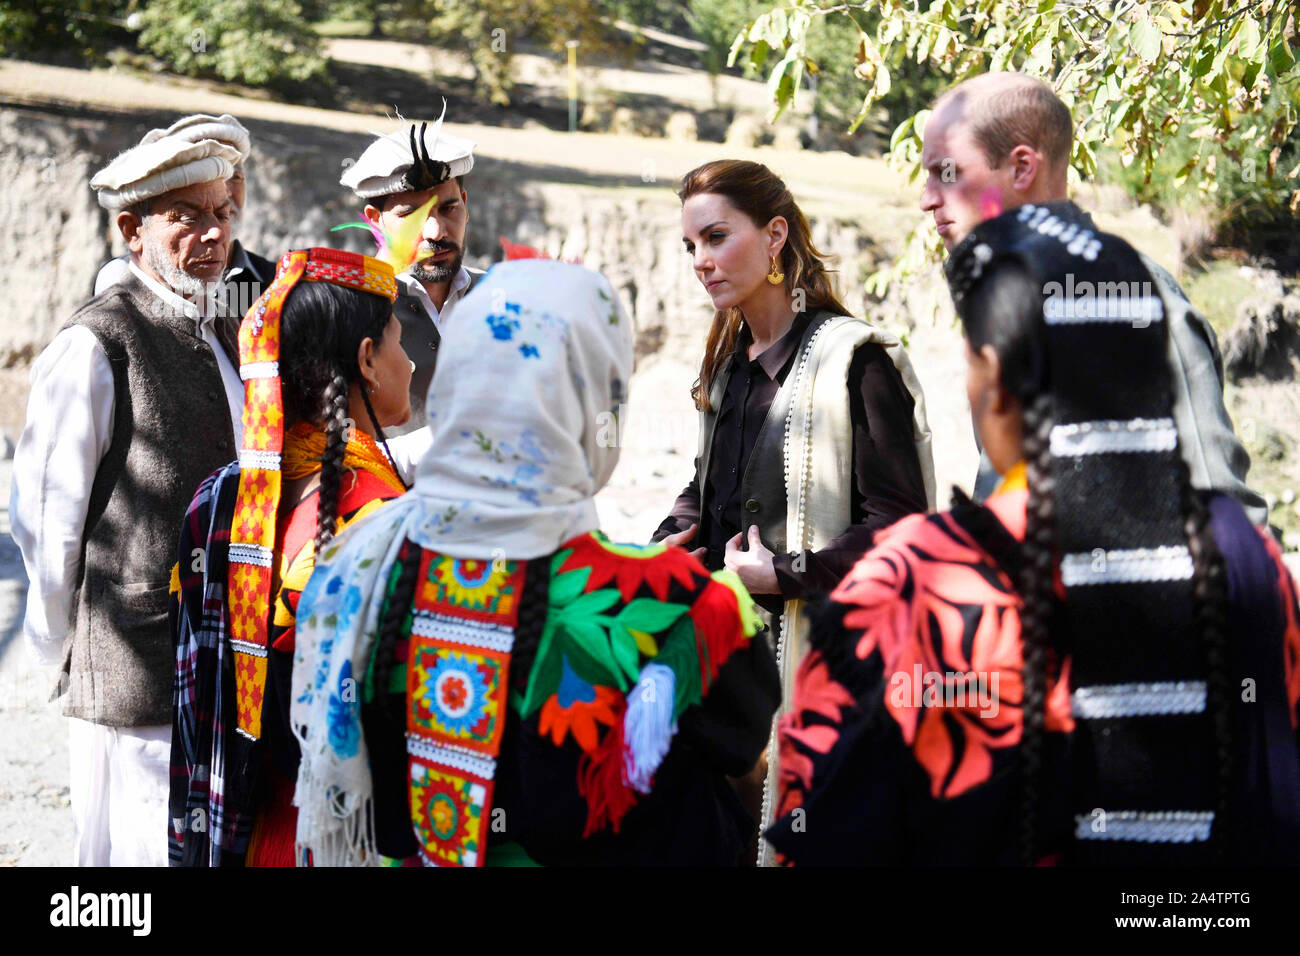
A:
[[556, 533, 705, 602], [792, 493, 1073, 802]]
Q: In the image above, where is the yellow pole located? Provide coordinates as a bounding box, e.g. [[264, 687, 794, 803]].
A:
[[567, 40, 579, 132]]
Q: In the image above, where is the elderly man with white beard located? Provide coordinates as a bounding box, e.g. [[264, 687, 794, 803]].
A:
[[9, 134, 245, 866]]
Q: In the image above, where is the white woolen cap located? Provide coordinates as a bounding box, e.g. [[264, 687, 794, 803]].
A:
[[140, 113, 252, 162], [91, 135, 241, 211], [341, 123, 476, 200]]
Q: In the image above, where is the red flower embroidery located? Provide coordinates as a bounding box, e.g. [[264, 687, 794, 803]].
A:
[[557, 533, 705, 602], [821, 498, 1073, 800]]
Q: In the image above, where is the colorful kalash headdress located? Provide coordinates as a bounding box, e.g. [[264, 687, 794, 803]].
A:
[[229, 247, 398, 742], [946, 201, 1226, 864]]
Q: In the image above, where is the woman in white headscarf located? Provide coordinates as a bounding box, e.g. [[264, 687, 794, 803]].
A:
[[291, 260, 780, 866]]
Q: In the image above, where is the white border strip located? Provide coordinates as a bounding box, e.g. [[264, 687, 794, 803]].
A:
[[406, 735, 497, 779], [411, 611, 515, 653], [1072, 681, 1206, 719], [1075, 811, 1213, 843], [1051, 418, 1177, 457], [239, 449, 282, 471], [1061, 546, 1193, 586], [228, 542, 273, 567], [240, 361, 279, 381]]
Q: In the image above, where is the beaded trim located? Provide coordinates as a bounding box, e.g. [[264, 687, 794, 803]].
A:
[[410, 610, 515, 652], [303, 254, 398, 301], [1074, 811, 1214, 843], [405, 735, 497, 779], [1050, 418, 1177, 457], [1061, 545, 1193, 586], [239, 360, 279, 381], [1072, 681, 1207, 719], [228, 542, 273, 567], [238, 449, 282, 471], [229, 639, 269, 658]]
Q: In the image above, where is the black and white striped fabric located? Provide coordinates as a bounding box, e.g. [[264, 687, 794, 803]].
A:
[[946, 200, 1217, 864]]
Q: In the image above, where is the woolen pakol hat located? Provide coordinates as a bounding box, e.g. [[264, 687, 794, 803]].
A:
[[140, 113, 252, 162], [341, 113, 476, 200], [90, 135, 241, 211]]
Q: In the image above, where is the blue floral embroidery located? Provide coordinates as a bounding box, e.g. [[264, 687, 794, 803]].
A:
[[486, 313, 520, 340], [327, 660, 361, 758]]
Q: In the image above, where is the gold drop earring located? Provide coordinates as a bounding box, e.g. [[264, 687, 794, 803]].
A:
[[766, 255, 784, 285]]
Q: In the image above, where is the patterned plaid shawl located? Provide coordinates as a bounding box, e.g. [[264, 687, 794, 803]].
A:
[[169, 461, 250, 866]]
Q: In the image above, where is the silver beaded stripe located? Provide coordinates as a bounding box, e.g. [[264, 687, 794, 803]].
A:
[[405, 735, 496, 779], [1061, 546, 1193, 586], [1072, 681, 1206, 719], [1050, 418, 1177, 457], [240, 360, 279, 381], [228, 542, 274, 567], [1043, 294, 1165, 325], [1074, 811, 1214, 843], [230, 639, 268, 658], [239, 449, 282, 471], [410, 610, 514, 653]]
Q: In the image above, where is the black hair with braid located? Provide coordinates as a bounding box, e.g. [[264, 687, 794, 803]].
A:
[[276, 279, 398, 551], [956, 258, 1234, 864]]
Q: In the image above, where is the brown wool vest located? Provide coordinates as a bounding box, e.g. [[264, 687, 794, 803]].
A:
[[59, 272, 238, 726]]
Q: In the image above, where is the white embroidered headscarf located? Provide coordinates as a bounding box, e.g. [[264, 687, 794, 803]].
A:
[[409, 259, 633, 558], [292, 260, 633, 864]]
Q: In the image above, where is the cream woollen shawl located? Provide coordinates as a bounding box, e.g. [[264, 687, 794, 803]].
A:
[[291, 260, 634, 865], [755, 314, 936, 866]]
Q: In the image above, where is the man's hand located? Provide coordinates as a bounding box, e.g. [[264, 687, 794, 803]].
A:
[[724, 526, 779, 594], [659, 522, 706, 563]]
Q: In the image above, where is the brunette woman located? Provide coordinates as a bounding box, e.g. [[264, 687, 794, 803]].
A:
[[654, 159, 935, 861]]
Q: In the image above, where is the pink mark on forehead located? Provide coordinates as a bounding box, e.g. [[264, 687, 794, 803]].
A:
[[979, 189, 1004, 221]]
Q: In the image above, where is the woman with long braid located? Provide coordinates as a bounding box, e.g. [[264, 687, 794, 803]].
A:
[[169, 248, 411, 866], [766, 202, 1300, 865]]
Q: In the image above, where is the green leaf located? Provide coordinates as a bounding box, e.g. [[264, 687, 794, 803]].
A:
[[549, 566, 590, 607], [563, 620, 625, 689], [1237, 18, 1261, 61], [1271, 34, 1296, 75], [564, 588, 621, 618], [616, 599, 689, 634], [606, 621, 643, 684], [1131, 18, 1161, 65]]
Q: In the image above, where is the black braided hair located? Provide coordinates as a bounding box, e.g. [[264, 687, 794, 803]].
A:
[[1016, 392, 1056, 865], [316, 371, 350, 551], [956, 261, 1056, 865], [957, 258, 1236, 865], [1178, 459, 1234, 861], [275, 279, 396, 550], [374, 539, 422, 722]]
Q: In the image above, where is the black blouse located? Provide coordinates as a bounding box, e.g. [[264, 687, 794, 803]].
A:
[[654, 317, 928, 606]]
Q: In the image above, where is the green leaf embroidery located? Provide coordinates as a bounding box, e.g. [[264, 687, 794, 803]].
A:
[[615, 599, 689, 634]]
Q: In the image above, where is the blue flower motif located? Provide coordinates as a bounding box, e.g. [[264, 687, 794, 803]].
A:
[[325, 575, 344, 595], [327, 660, 360, 758], [486, 313, 520, 341], [519, 343, 539, 359], [504, 302, 521, 314], [336, 585, 362, 631]]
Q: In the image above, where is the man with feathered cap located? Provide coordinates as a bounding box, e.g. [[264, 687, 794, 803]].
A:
[[94, 113, 275, 321], [10, 134, 247, 866], [341, 112, 483, 433]]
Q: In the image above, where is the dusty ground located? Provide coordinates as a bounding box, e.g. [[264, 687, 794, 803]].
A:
[[0, 456, 72, 867]]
